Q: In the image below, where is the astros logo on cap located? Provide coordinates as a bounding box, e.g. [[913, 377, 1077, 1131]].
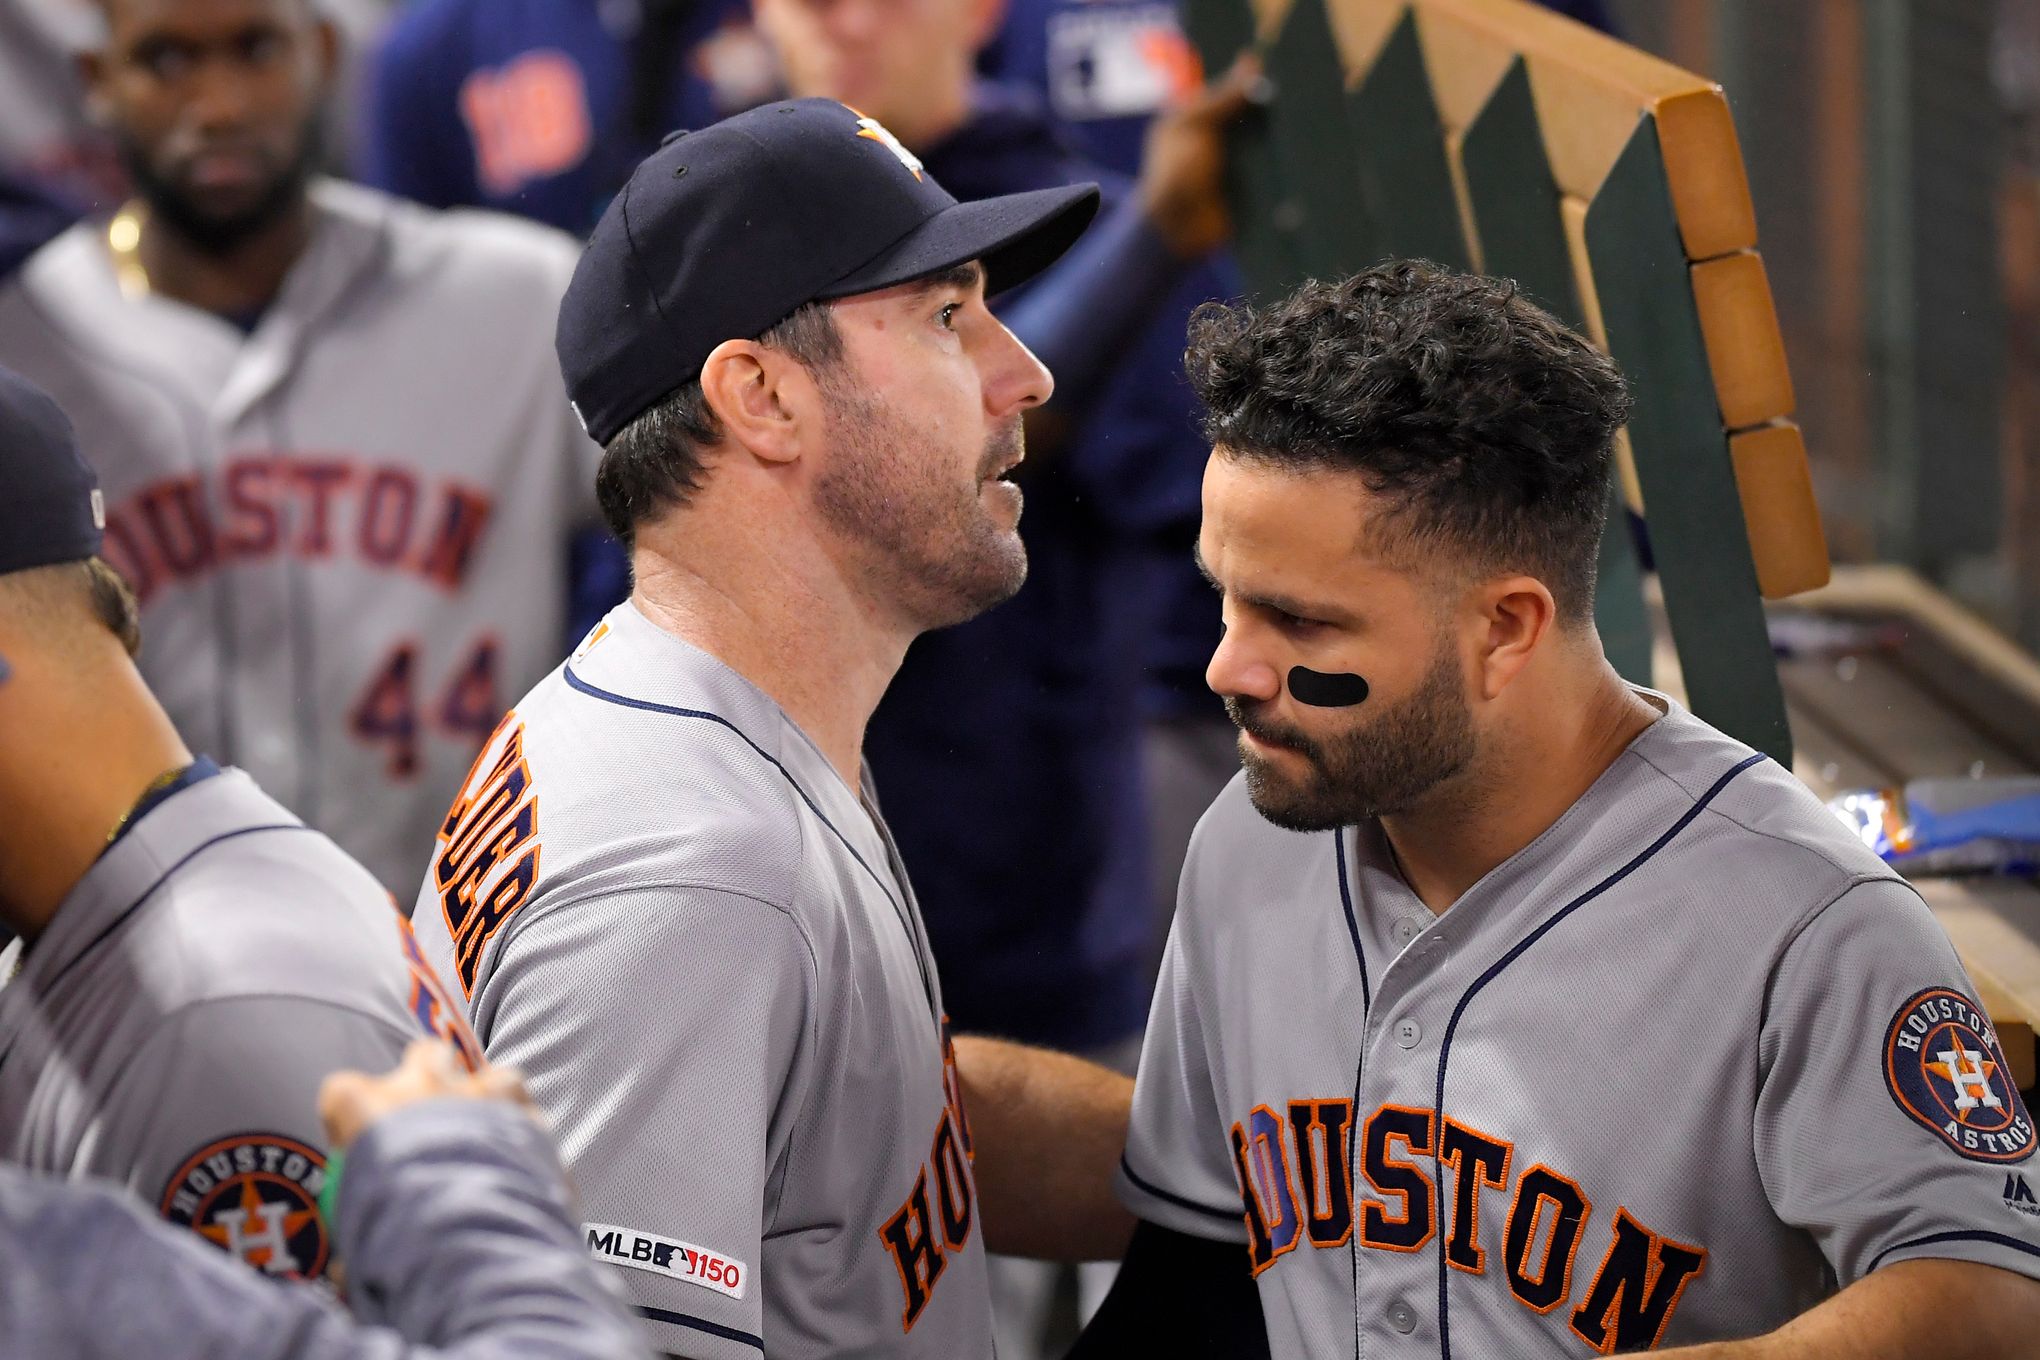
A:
[[851, 110, 924, 180], [1883, 987, 2036, 1163]]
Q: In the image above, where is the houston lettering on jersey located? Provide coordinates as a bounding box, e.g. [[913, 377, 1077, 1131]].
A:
[[1233, 1099, 1707, 1355], [434, 714, 542, 994], [100, 456, 495, 605], [879, 1021, 978, 1332]]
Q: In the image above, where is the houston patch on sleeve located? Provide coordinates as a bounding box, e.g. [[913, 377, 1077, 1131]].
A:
[[159, 1133, 331, 1279], [1883, 988, 2037, 1163]]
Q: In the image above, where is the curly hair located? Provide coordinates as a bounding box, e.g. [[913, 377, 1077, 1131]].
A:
[[1185, 261, 1633, 624]]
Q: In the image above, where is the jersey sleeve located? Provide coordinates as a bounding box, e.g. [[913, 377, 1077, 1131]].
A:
[[478, 886, 815, 1360], [92, 995, 417, 1283], [1116, 905, 1249, 1244], [1755, 876, 2040, 1286]]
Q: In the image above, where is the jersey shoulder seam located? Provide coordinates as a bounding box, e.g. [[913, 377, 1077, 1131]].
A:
[[93, 993, 417, 1112], [1631, 743, 1891, 884]]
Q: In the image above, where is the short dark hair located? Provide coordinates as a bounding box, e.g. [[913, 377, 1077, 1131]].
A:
[[595, 303, 844, 547], [0, 557, 143, 658], [1184, 261, 1632, 623]]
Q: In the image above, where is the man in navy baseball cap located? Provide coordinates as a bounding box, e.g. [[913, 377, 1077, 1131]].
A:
[[558, 95, 1098, 447], [0, 364, 105, 582], [467, 99, 1163, 1356]]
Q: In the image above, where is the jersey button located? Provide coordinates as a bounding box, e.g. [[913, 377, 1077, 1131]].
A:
[[1388, 1301, 1418, 1334], [1394, 1018, 1423, 1048], [1391, 917, 1423, 947]]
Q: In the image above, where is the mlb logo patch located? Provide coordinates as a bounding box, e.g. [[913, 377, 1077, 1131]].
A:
[[1883, 987, 2037, 1163]]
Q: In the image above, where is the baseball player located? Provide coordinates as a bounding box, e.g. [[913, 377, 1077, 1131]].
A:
[[5, 1039, 652, 1359], [0, 362, 481, 1284], [1073, 262, 2040, 1356], [408, 99, 1157, 1358], [0, 0, 603, 896]]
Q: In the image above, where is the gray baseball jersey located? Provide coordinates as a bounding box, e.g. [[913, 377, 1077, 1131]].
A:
[[407, 602, 994, 1360], [0, 178, 600, 895], [1119, 693, 2040, 1357], [0, 762, 478, 1281]]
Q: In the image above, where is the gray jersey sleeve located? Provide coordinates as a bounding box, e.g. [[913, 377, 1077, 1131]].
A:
[[480, 887, 815, 1360], [91, 995, 416, 1279], [1757, 877, 2040, 1285], [0, 1101, 650, 1360], [1117, 909, 1248, 1245]]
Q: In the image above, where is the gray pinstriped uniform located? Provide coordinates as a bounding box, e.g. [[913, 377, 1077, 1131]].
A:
[[1120, 693, 2040, 1357], [408, 602, 993, 1359]]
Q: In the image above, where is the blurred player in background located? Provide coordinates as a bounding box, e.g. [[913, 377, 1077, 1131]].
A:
[[0, 363, 479, 1282], [361, 0, 778, 237], [0, 0, 604, 895]]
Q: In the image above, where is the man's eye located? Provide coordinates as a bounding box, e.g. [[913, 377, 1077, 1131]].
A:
[[937, 303, 960, 330], [241, 31, 286, 64], [138, 42, 194, 80]]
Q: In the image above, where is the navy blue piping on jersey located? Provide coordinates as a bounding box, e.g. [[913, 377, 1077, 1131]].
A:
[[1120, 1152, 1242, 1227], [1335, 829, 1372, 1360], [635, 1304, 766, 1351], [1334, 832, 1372, 1014], [561, 664, 939, 1016], [1428, 752, 1766, 1360], [562, 664, 904, 916], [0, 823, 310, 1078], [1865, 1229, 2040, 1275]]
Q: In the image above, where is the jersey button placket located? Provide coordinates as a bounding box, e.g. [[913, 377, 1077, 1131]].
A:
[[1387, 1300, 1418, 1334], [1393, 1017, 1422, 1049]]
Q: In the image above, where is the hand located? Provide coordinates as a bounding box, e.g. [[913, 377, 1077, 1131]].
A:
[[318, 1039, 533, 1150], [1137, 53, 1265, 259]]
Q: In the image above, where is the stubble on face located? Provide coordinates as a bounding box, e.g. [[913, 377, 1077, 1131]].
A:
[[812, 378, 1028, 631], [116, 113, 323, 257], [1228, 633, 1476, 831]]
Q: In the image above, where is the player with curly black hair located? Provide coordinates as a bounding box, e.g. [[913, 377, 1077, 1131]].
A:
[[1075, 261, 2040, 1359]]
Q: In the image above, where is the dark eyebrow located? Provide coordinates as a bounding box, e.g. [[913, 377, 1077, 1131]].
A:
[[1192, 542, 1356, 625], [909, 261, 986, 298]]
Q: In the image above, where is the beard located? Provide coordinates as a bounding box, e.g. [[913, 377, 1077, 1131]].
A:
[[812, 381, 1028, 630], [117, 118, 323, 257], [1228, 635, 1476, 831]]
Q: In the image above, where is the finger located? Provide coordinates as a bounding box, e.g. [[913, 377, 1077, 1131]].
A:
[[317, 1070, 370, 1136]]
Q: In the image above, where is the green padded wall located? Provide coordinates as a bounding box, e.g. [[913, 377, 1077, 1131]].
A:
[[1346, 10, 1473, 270], [1586, 121, 1791, 762]]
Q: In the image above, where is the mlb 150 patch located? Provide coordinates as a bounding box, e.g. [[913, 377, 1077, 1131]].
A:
[[1883, 988, 2037, 1163], [160, 1133, 331, 1279], [585, 1222, 747, 1299]]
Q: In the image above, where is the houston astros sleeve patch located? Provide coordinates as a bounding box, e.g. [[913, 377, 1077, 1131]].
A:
[[159, 1132, 332, 1279], [1883, 988, 2037, 1163]]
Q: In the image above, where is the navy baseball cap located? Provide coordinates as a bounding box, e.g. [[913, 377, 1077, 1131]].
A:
[[557, 98, 1100, 446], [0, 364, 102, 577]]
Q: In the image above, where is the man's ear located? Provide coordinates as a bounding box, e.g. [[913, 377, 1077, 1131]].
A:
[[968, 0, 1010, 55], [76, 47, 111, 128], [314, 17, 342, 88], [698, 340, 814, 467], [1473, 575, 1555, 701]]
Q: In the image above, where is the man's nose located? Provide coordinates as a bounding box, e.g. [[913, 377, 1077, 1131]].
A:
[[982, 320, 1053, 419], [1205, 621, 1282, 702]]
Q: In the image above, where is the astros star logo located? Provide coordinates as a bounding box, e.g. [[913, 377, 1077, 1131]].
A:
[[198, 1179, 321, 1274], [161, 1132, 332, 1280], [1932, 1045, 2003, 1120], [853, 113, 923, 180]]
